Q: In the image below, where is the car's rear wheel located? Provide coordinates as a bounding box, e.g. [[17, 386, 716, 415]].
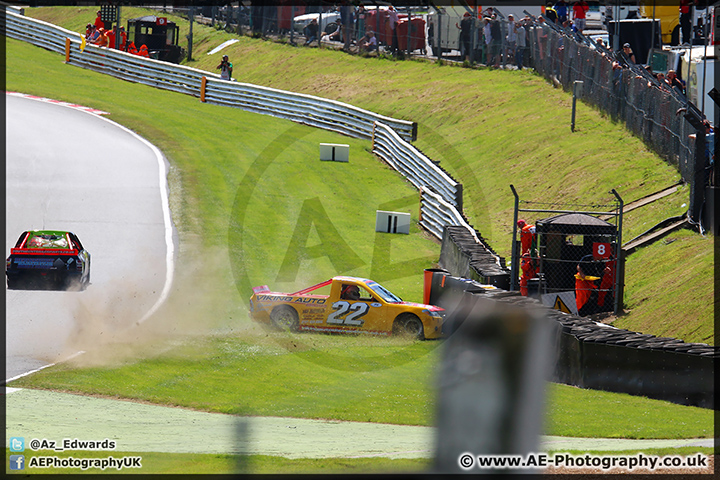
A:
[[393, 313, 424, 340], [271, 305, 299, 332]]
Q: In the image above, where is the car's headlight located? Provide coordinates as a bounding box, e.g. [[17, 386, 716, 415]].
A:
[[423, 309, 442, 318]]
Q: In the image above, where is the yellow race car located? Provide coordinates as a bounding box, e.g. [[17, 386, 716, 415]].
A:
[[249, 276, 445, 339]]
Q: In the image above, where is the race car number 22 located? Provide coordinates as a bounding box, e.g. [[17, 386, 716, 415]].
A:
[[327, 301, 368, 326]]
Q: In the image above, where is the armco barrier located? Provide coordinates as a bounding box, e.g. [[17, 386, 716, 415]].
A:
[[373, 122, 461, 208], [425, 268, 717, 409], [203, 79, 416, 141]]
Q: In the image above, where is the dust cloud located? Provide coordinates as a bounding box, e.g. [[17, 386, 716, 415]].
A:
[[61, 244, 259, 368]]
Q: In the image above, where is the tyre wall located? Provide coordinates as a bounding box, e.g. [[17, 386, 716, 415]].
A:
[[438, 225, 511, 290], [425, 269, 717, 409]]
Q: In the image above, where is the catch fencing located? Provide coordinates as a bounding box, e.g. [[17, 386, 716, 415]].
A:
[[526, 21, 696, 182], [511, 191, 624, 316]]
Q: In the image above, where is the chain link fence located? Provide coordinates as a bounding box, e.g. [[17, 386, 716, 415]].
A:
[[526, 20, 696, 182], [511, 187, 624, 317]]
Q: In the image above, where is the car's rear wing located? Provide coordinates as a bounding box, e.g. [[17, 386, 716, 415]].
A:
[[10, 248, 79, 256]]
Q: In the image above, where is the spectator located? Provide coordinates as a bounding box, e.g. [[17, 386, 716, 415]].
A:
[[88, 25, 101, 44], [489, 14, 502, 67], [217, 54, 233, 80], [506, 14, 517, 65], [622, 43, 636, 63], [355, 5, 366, 43], [127, 41, 138, 55], [545, 3, 558, 23], [680, 0, 694, 44], [483, 17, 492, 65], [537, 16, 549, 61], [666, 69, 685, 95], [358, 30, 377, 52], [321, 24, 343, 43], [554, 1, 569, 23], [456, 12, 473, 62], [85, 23, 95, 40], [515, 19, 527, 69], [572, 0, 589, 32], [386, 5, 399, 54], [339, 4, 353, 50], [304, 18, 319, 46]]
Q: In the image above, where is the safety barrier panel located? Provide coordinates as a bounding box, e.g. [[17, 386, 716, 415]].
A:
[[203, 79, 416, 141], [373, 122, 461, 208]]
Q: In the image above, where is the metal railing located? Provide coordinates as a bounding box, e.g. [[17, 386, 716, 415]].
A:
[[203, 78, 416, 141], [372, 121, 461, 209]]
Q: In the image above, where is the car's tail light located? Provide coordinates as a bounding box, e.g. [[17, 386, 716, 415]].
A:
[[76, 259, 83, 271]]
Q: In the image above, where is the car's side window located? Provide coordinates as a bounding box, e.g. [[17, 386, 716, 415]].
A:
[[357, 286, 375, 302]]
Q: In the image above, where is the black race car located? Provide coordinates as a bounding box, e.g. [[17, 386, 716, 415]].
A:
[[6, 230, 91, 290]]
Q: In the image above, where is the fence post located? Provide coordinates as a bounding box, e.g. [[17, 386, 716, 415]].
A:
[[571, 80, 583, 132], [200, 76, 207, 102], [611, 189, 624, 316], [65, 37, 71, 63], [510, 184, 520, 292]]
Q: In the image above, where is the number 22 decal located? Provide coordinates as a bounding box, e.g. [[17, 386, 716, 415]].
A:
[[327, 301, 369, 326]]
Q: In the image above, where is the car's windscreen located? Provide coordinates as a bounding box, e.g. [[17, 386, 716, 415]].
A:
[[26, 233, 69, 249], [366, 282, 403, 303]]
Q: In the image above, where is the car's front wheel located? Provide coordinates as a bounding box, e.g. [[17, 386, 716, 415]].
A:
[[271, 305, 299, 332], [393, 313, 424, 340]]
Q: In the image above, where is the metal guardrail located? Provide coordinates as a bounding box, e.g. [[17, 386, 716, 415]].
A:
[[373, 121, 462, 209], [203, 79, 416, 141], [4, 7, 485, 250], [419, 188, 465, 239]]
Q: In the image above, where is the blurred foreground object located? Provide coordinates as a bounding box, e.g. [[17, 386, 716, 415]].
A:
[[434, 294, 558, 474]]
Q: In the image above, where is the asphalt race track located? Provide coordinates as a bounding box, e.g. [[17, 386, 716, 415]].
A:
[[5, 94, 174, 380]]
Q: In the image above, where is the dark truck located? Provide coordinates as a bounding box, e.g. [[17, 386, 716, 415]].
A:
[[6, 230, 91, 290]]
